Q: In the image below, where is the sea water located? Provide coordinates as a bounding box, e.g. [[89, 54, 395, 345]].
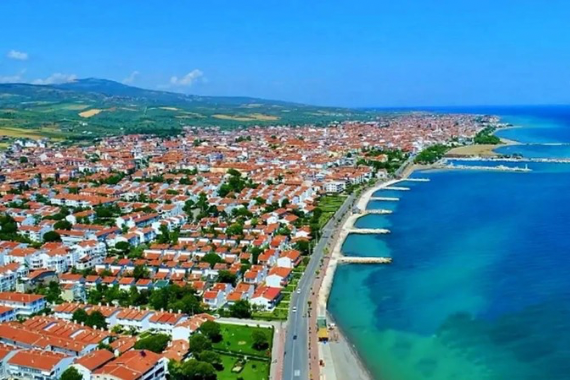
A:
[[328, 106, 570, 380]]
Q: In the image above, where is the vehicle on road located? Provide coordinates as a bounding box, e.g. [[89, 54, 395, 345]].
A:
[[293, 306, 297, 312], [297, 289, 301, 294], [293, 335, 297, 340]]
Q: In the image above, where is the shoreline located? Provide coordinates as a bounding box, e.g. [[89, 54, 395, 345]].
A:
[[321, 311, 375, 380], [316, 122, 519, 380], [318, 177, 401, 316], [317, 177, 412, 380], [316, 120, 528, 380], [446, 136, 520, 157]]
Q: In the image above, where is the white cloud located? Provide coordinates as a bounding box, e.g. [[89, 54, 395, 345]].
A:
[[32, 73, 77, 85], [122, 70, 140, 84], [169, 69, 204, 87], [0, 69, 26, 83], [7, 50, 28, 61]]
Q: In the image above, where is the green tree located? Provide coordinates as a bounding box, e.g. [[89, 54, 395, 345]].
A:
[[201, 253, 224, 268], [60, 367, 82, 380], [86, 310, 108, 329], [198, 321, 222, 343], [149, 284, 203, 315], [198, 350, 223, 370], [225, 223, 243, 237], [294, 240, 310, 255], [414, 144, 450, 164], [277, 226, 291, 236], [216, 270, 237, 286], [54, 220, 72, 230], [134, 333, 171, 353], [189, 334, 212, 355], [19, 156, 28, 164], [252, 330, 270, 351], [473, 127, 501, 144], [133, 265, 150, 280], [71, 308, 88, 324], [44, 281, 63, 303], [0, 214, 18, 234], [250, 246, 263, 265], [172, 359, 217, 380], [129, 286, 150, 306], [183, 199, 195, 214], [157, 224, 170, 244], [43, 231, 61, 243], [227, 168, 241, 177], [115, 241, 130, 253], [229, 300, 252, 319]]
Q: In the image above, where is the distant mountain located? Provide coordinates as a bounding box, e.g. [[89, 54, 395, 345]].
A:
[[0, 78, 377, 140], [53, 78, 302, 107]]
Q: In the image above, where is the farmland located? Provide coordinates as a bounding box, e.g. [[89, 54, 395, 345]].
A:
[[0, 78, 379, 141]]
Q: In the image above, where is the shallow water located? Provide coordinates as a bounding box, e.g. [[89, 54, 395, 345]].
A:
[[329, 106, 570, 380]]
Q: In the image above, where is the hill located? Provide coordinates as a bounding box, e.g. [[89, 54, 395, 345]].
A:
[[0, 78, 377, 141]]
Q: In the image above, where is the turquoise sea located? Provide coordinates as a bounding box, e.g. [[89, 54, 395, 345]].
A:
[[328, 106, 570, 380]]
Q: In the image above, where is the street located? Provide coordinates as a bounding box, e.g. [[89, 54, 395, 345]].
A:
[[281, 193, 356, 380]]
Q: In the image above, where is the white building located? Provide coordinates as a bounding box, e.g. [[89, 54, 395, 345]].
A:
[[0, 292, 46, 316], [7, 350, 73, 380], [323, 181, 345, 193]]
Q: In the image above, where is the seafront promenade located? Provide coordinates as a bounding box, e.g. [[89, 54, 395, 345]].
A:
[[318, 179, 400, 318], [314, 144, 531, 379], [315, 178, 414, 380]]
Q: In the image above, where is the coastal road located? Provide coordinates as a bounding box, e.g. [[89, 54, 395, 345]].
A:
[[282, 193, 356, 380]]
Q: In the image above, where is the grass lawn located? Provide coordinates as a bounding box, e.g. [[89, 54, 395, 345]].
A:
[[317, 195, 347, 228], [217, 354, 270, 380], [253, 307, 288, 321], [213, 323, 273, 357], [293, 265, 306, 273], [319, 195, 347, 212]]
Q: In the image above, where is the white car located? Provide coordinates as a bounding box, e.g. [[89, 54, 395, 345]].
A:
[[297, 289, 301, 294], [292, 306, 297, 313]]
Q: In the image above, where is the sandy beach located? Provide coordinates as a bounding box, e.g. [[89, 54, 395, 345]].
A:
[[320, 314, 374, 380], [446, 136, 520, 157]]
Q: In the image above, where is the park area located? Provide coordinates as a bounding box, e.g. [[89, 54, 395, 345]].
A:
[[212, 323, 273, 380], [318, 195, 347, 227], [217, 354, 270, 380], [213, 323, 273, 357]]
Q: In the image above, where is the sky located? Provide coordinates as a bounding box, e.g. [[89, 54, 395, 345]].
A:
[[1, 0, 569, 107]]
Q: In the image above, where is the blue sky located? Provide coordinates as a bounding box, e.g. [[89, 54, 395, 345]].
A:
[[1, 1, 569, 107]]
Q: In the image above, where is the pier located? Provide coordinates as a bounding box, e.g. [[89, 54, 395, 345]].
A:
[[402, 178, 430, 182], [436, 164, 531, 172], [347, 228, 390, 234], [383, 186, 410, 191], [444, 157, 570, 164], [369, 196, 400, 201], [319, 177, 407, 317], [338, 256, 392, 264], [363, 209, 393, 215]]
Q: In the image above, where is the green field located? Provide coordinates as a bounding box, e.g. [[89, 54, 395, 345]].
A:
[[213, 323, 273, 357], [217, 354, 270, 380], [0, 78, 381, 139], [318, 195, 347, 228]]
